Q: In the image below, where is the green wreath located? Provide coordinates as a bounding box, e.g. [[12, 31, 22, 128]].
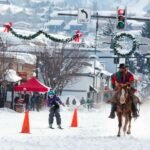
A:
[[113, 33, 137, 57]]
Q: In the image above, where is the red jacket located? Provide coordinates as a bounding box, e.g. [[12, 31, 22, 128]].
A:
[[111, 71, 134, 90]]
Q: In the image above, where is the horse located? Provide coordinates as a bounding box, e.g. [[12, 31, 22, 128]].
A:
[[115, 86, 133, 137]]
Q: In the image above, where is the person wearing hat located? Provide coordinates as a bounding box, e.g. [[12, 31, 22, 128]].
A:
[[108, 63, 139, 119], [47, 90, 65, 129]]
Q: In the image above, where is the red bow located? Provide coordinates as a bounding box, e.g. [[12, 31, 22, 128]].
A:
[[3, 22, 13, 32], [74, 30, 83, 42]]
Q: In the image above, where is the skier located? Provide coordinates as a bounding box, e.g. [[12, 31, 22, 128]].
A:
[[47, 90, 65, 129]]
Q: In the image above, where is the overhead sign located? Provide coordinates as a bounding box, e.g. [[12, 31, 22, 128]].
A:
[[78, 8, 91, 24]]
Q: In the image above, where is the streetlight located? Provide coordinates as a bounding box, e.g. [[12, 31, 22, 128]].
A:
[[93, 12, 99, 89], [89, 54, 98, 88]]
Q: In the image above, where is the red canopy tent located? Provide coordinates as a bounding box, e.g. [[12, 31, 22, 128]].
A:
[[14, 77, 49, 92]]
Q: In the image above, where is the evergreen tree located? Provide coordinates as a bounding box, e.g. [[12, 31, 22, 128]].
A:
[[142, 10, 150, 38], [103, 19, 115, 36], [142, 21, 150, 38]]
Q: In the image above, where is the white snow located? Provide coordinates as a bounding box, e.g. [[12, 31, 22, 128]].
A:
[[0, 4, 31, 15], [45, 20, 64, 26], [127, 20, 145, 27], [0, 100, 150, 150], [5, 69, 22, 82], [1, 52, 36, 65]]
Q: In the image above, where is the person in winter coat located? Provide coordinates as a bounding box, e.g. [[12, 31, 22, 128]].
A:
[[108, 63, 139, 119], [47, 90, 65, 129]]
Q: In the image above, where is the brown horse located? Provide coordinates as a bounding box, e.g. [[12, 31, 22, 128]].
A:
[[116, 87, 132, 137]]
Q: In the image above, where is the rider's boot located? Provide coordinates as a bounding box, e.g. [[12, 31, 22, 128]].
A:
[[108, 104, 116, 119], [132, 102, 139, 118]]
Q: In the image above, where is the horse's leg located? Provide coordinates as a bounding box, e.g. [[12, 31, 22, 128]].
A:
[[123, 114, 129, 136], [117, 113, 122, 137], [127, 113, 132, 134]]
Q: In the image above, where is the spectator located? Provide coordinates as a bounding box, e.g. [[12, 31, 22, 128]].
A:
[[66, 97, 70, 107], [72, 98, 76, 105]]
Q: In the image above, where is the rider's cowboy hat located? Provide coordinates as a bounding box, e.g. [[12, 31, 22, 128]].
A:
[[118, 63, 128, 69]]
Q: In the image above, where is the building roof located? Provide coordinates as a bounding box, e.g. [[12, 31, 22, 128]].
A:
[[64, 20, 82, 30], [45, 20, 64, 26]]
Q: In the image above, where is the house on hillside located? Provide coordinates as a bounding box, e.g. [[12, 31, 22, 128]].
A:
[[45, 20, 65, 33], [64, 20, 86, 34]]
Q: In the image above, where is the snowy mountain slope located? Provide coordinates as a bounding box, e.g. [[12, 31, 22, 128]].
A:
[[10, 0, 149, 11], [0, 0, 148, 31]]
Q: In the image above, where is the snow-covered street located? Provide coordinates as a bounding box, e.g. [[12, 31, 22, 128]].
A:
[[0, 100, 150, 150]]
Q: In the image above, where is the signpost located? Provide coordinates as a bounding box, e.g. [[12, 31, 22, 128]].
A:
[[78, 8, 91, 24]]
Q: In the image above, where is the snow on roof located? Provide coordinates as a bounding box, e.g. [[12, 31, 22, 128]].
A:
[[45, 20, 64, 26], [101, 70, 112, 76], [82, 60, 104, 74], [127, 20, 144, 27], [0, 4, 26, 15], [64, 20, 82, 30], [68, 20, 82, 26], [117, 30, 141, 37], [3, 52, 36, 65], [13, 21, 32, 29]]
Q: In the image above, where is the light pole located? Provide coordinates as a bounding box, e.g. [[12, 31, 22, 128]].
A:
[[93, 12, 99, 88]]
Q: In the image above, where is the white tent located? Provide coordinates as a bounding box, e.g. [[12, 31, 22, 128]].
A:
[[4, 69, 22, 82]]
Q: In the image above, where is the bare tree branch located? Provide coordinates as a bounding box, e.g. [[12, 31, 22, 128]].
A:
[[39, 44, 86, 95]]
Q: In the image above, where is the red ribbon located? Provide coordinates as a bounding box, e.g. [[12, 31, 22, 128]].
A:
[[74, 30, 83, 42], [3, 22, 13, 32]]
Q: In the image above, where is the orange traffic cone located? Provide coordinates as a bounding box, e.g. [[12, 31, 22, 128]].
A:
[[71, 108, 78, 127], [21, 110, 30, 134]]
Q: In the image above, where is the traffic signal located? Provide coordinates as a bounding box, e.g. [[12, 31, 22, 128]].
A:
[[117, 8, 126, 29]]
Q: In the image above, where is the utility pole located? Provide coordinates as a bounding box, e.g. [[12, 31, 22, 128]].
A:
[[93, 12, 99, 89]]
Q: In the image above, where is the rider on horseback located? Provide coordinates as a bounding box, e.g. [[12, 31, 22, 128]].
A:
[[108, 63, 139, 119]]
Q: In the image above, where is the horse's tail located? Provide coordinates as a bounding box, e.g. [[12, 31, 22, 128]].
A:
[[133, 102, 141, 121], [137, 102, 141, 116]]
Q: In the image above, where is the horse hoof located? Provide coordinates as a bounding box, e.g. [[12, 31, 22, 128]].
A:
[[127, 131, 131, 135], [117, 134, 120, 137]]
